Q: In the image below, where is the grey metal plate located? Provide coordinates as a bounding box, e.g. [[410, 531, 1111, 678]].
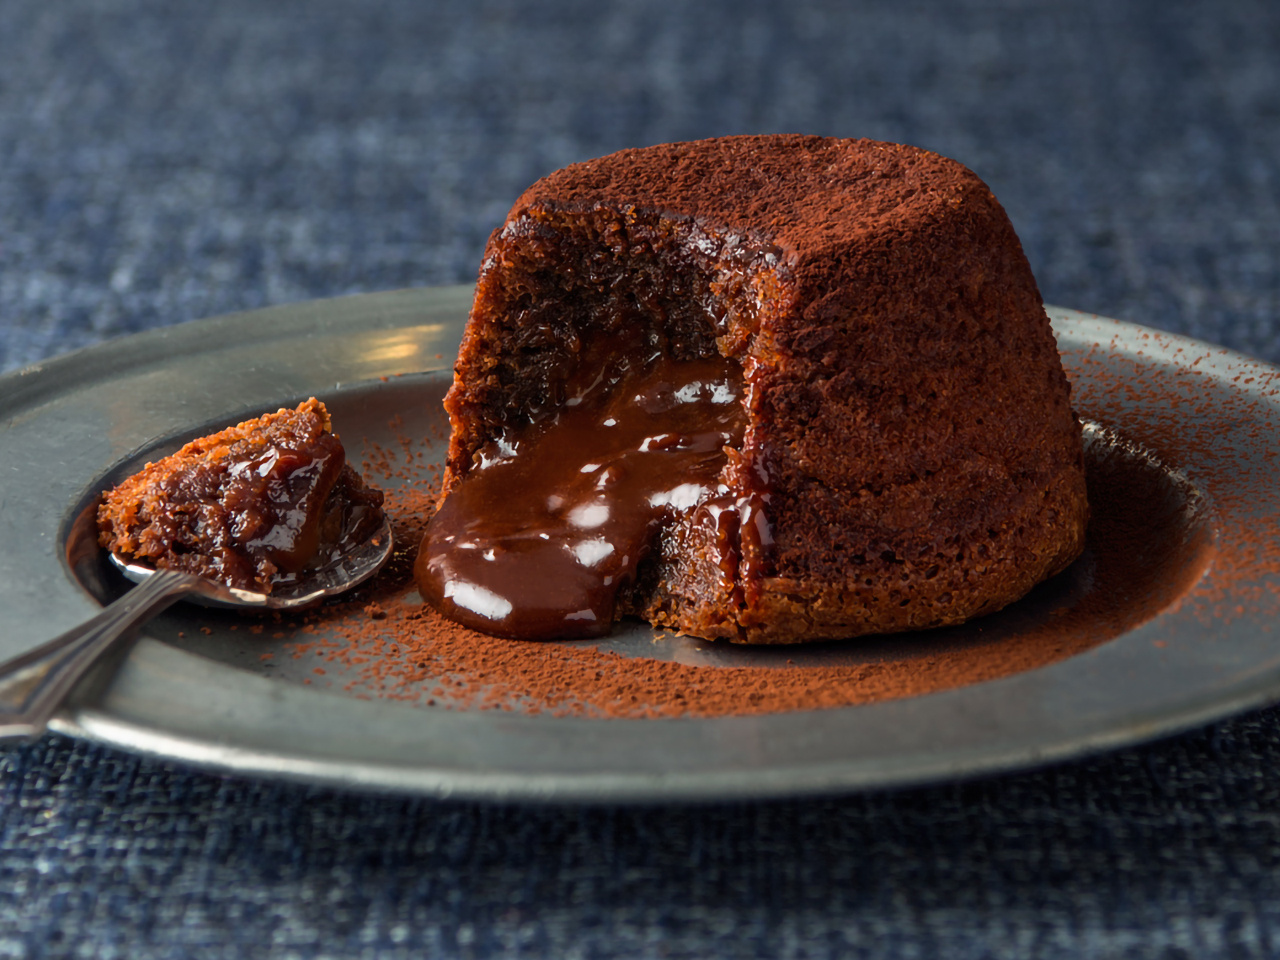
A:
[[3, 286, 1278, 803]]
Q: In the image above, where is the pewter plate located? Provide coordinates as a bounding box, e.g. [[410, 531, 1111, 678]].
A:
[[3, 286, 1279, 803]]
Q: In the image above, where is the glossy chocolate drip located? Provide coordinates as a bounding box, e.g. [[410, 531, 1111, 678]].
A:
[[268, 463, 387, 587], [418, 345, 747, 640], [221, 435, 347, 573]]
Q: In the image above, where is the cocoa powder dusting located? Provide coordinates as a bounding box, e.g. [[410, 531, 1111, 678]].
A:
[[267, 334, 1252, 720], [1067, 328, 1280, 628]]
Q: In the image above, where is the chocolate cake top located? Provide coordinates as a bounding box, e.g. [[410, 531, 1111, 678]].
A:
[[507, 135, 992, 260]]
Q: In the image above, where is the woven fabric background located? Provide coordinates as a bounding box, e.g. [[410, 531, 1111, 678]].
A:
[[2, 0, 1279, 956]]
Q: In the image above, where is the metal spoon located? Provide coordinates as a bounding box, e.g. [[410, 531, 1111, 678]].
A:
[[0, 516, 394, 741]]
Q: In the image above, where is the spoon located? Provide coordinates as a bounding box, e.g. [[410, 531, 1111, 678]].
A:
[[0, 516, 394, 741]]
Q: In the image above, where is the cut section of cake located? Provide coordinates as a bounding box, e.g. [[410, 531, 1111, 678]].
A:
[[98, 398, 385, 593], [419, 135, 1089, 643]]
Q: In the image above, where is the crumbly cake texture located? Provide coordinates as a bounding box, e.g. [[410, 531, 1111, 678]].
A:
[[444, 134, 1090, 643], [98, 398, 382, 592]]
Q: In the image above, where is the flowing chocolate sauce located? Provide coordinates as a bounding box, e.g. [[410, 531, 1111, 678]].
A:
[[417, 342, 746, 639]]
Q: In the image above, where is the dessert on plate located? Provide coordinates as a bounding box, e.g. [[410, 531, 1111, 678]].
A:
[[418, 134, 1089, 643], [98, 398, 385, 593]]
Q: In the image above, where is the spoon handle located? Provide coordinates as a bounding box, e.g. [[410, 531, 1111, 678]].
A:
[[0, 570, 204, 741]]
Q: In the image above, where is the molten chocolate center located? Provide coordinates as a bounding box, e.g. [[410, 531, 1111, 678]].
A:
[[418, 347, 745, 640]]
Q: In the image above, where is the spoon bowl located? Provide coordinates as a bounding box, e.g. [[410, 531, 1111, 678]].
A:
[[109, 513, 396, 610]]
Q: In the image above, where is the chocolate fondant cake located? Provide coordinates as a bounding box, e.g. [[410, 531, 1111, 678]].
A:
[[99, 398, 385, 593], [419, 135, 1089, 644]]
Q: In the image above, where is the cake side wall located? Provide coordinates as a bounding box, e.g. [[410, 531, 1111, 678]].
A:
[[737, 176, 1089, 641]]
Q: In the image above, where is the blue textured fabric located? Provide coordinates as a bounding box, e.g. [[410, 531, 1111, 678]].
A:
[[2, 0, 1279, 956]]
